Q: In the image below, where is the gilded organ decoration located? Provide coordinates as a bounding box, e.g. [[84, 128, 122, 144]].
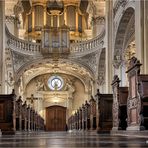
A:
[[41, 25, 70, 55]]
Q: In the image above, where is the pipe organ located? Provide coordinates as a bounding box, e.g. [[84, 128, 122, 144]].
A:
[[25, 0, 86, 42]]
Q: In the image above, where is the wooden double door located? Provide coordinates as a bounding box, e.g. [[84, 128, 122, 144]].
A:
[[46, 106, 66, 131]]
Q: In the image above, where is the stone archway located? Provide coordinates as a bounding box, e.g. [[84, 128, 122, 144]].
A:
[[113, 7, 135, 86], [97, 48, 105, 91], [113, 7, 135, 69]]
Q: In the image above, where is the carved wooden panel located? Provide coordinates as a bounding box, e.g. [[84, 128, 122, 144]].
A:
[[119, 87, 128, 105], [131, 76, 136, 98], [87, 106, 90, 118], [99, 94, 113, 130], [130, 108, 137, 124], [92, 103, 96, 116], [0, 103, 4, 120]]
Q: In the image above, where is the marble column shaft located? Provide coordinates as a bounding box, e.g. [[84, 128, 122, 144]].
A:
[[0, 1, 5, 93]]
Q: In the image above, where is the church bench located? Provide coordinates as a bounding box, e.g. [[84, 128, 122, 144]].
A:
[[78, 107, 82, 130], [15, 96, 23, 131], [95, 89, 113, 132], [0, 91, 16, 134], [126, 57, 148, 130], [89, 96, 96, 130], [111, 75, 128, 131], [75, 112, 79, 130], [26, 105, 31, 131], [81, 104, 86, 130], [84, 100, 90, 130], [0, 91, 44, 133], [118, 87, 128, 130], [68, 116, 72, 130], [138, 75, 148, 129], [22, 101, 27, 131]]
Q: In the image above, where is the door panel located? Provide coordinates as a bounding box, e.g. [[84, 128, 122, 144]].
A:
[[46, 106, 66, 131]]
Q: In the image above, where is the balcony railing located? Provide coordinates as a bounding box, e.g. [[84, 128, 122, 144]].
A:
[[6, 26, 105, 56], [70, 30, 105, 55], [6, 26, 41, 55]]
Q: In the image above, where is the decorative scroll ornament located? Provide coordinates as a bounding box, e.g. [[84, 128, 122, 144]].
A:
[[78, 52, 99, 74], [91, 16, 105, 25], [12, 51, 32, 72], [97, 71, 105, 86], [113, 53, 122, 69], [113, 0, 128, 17]]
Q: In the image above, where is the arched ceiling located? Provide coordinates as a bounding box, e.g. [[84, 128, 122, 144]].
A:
[[19, 59, 94, 92], [113, 7, 135, 69]]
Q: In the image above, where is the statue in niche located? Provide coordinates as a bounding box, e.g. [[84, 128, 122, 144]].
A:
[[36, 78, 45, 91], [5, 72, 15, 93], [65, 78, 75, 93]]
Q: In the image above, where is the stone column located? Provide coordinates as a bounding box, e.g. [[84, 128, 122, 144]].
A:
[[143, 1, 148, 74], [0, 1, 5, 93], [105, 0, 113, 93], [135, 0, 144, 73]]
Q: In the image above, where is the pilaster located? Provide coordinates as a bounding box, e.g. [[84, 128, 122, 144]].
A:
[[105, 0, 113, 93], [0, 1, 5, 93], [135, 0, 144, 73], [143, 0, 148, 74]]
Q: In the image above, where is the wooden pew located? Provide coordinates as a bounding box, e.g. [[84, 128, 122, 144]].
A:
[[84, 100, 90, 130], [68, 115, 72, 130], [0, 90, 44, 134], [89, 96, 96, 130], [22, 101, 27, 131], [126, 56, 148, 130], [75, 111, 79, 130], [15, 96, 23, 131], [30, 108, 33, 131], [82, 104, 85, 130], [95, 89, 113, 132], [138, 75, 148, 129], [0, 90, 16, 134], [78, 107, 82, 130], [111, 75, 128, 131], [118, 86, 128, 130], [27, 105, 31, 131]]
